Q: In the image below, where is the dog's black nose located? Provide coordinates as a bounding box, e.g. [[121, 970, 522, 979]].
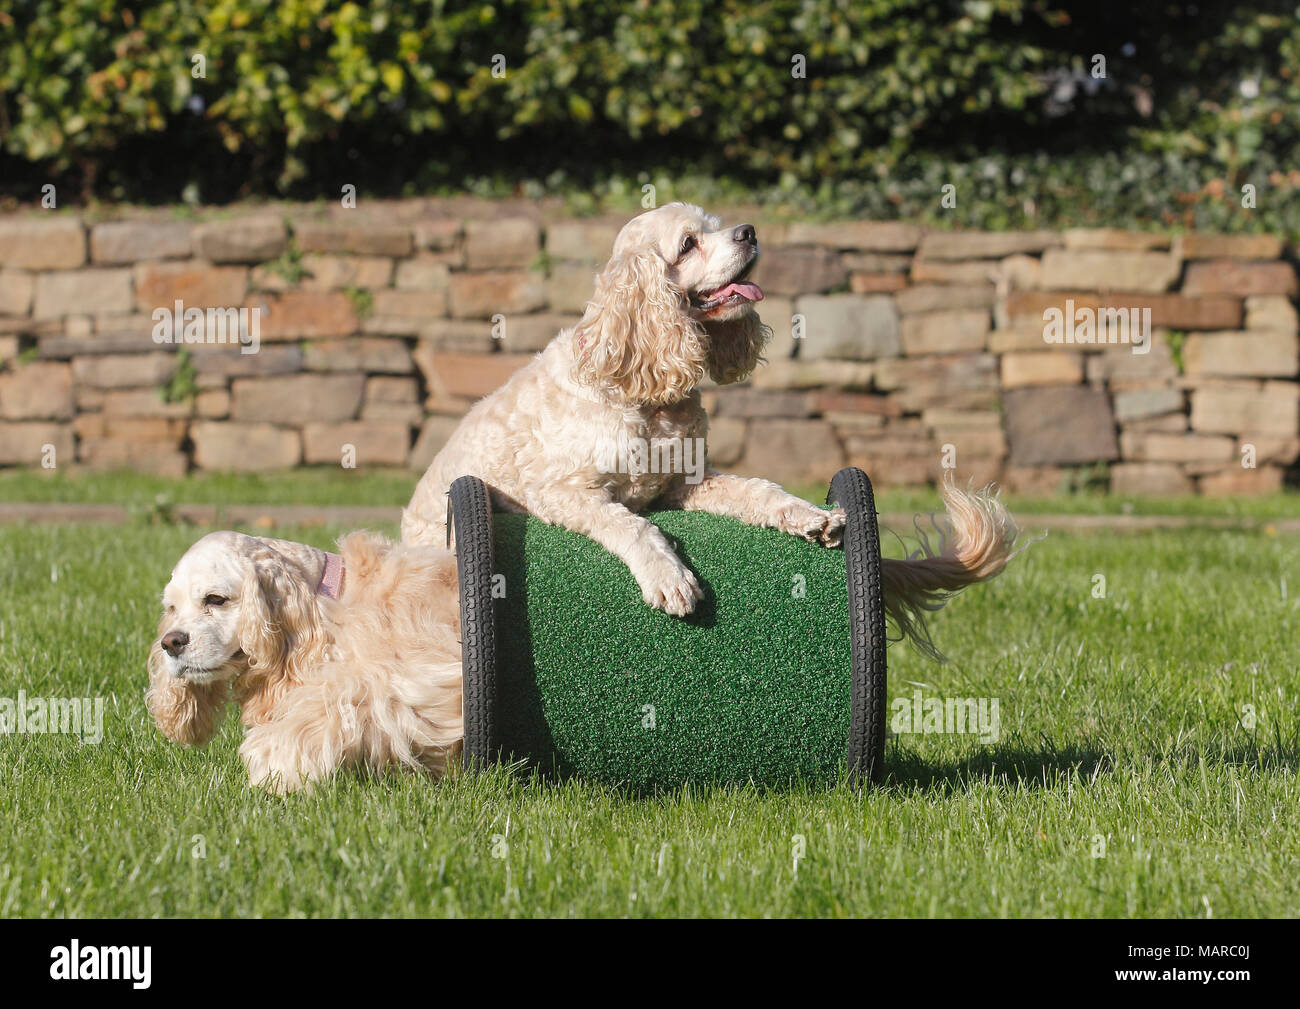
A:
[[732, 224, 756, 245], [161, 630, 189, 657]]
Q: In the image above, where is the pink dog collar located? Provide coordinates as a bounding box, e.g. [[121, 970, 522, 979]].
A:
[[317, 551, 345, 600]]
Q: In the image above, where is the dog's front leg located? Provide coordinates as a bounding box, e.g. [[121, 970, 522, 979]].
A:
[[664, 470, 846, 547], [525, 489, 703, 616], [239, 681, 361, 794]]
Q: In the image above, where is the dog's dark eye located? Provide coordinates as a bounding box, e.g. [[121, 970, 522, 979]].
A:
[[680, 234, 696, 255], [204, 594, 227, 608]]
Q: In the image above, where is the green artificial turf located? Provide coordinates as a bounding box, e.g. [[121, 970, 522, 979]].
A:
[[492, 512, 853, 789]]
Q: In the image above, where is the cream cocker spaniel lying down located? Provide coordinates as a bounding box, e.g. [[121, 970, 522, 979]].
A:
[[404, 202, 1020, 646], [147, 531, 462, 793]]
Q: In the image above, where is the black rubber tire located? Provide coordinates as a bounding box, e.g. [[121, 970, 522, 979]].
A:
[[828, 467, 888, 786], [447, 475, 499, 771]]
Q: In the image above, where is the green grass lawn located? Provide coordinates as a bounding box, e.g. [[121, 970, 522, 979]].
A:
[[4, 466, 1300, 520], [2, 485, 1298, 916], [0, 467, 420, 509]]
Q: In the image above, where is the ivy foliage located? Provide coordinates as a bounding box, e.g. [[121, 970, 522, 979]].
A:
[[1, 1, 1297, 232]]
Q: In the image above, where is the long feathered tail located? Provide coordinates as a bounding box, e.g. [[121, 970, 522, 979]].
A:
[[881, 476, 1027, 659]]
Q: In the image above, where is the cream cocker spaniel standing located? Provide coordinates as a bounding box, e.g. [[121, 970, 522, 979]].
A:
[[403, 203, 1019, 642]]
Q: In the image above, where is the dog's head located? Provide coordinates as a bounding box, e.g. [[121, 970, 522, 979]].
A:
[[146, 531, 329, 745], [574, 202, 770, 404]]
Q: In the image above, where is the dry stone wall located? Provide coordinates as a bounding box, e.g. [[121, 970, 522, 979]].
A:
[[0, 200, 1295, 495]]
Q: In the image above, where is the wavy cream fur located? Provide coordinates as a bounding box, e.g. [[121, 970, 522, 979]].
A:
[[146, 530, 462, 794], [880, 476, 1023, 658]]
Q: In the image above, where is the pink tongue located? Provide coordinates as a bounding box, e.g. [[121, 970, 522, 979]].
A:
[[707, 281, 763, 302]]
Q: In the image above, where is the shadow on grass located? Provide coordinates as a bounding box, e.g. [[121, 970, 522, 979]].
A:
[[883, 742, 1112, 796], [881, 732, 1300, 797], [444, 734, 1300, 804]]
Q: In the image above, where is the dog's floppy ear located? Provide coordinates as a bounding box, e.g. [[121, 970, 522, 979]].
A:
[[573, 247, 707, 405], [251, 536, 325, 584], [145, 631, 228, 746], [703, 311, 769, 386], [235, 542, 328, 724]]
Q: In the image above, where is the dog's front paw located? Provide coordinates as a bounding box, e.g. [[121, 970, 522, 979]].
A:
[[240, 728, 305, 795], [820, 507, 847, 547], [778, 503, 846, 547], [636, 554, 703, 617]]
